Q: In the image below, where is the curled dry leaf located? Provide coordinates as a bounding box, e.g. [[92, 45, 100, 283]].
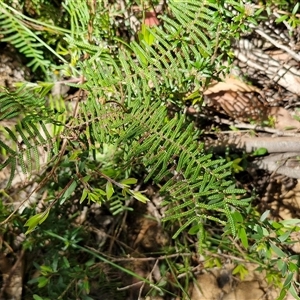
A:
[[204, 76, 300, 130], [204, 76, 268, 122], [204, 77, 262, 95]]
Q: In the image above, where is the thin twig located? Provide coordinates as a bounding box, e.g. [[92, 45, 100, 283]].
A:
[[199, 113, 300, 137], [85, 245, 192, 262], [117, 281, 146, 292], [254, 28, 300, 61], [138, 259, 161, 299]]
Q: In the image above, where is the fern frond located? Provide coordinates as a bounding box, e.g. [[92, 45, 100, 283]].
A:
[[1, 120, 47, 185], [0, 89, 67, 187], [111, 100, 247, 236], [69, 82, 245, 234], [0, 157, 16, 188], [77, 50, 248, 236], [0, 8, 49, 72], [78, 0, 225, 107], [0, 2, 68, 74], [0, 87, 68, 124]]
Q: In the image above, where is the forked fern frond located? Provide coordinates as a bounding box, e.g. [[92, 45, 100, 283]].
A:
[[114, 100, 251, 236]]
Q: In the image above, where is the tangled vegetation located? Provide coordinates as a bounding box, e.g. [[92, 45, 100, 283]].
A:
[[0, 0, 300, 299]]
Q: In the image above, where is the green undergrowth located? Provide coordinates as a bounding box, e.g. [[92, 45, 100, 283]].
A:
[[0, 0, 300, 299]]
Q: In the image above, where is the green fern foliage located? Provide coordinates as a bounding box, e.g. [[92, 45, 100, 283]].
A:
[[69, 95, 249, 236], [62, 0, 251, 236], [2, 1, 300, 298], [78, 0, 228, 106], [115, 100, 250, 236], [0, 4, 50, 72], [0, 88, 63, 187], [0, 2, 70, 75], [0, 0, 252, 236]]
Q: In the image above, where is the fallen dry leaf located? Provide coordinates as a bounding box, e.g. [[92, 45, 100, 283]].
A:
[[204, 76, 262, 95], [203, 76, 270, 122]]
